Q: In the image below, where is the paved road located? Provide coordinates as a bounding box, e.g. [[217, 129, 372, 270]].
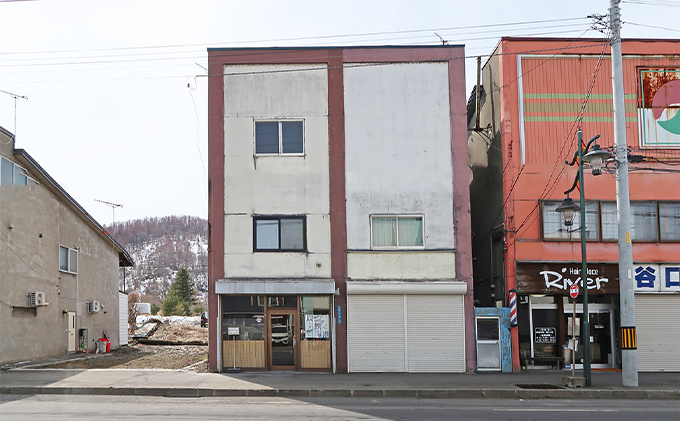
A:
[[1, 395, 678, 420]]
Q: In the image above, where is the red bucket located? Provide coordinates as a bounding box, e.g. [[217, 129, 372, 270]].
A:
[[99, 338, 110, 353]]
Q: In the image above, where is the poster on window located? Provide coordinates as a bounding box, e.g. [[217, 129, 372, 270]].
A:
[[304, 315, 329, 339]]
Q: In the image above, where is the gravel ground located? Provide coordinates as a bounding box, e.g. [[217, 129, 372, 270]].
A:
[[38, 325, 209, 372]]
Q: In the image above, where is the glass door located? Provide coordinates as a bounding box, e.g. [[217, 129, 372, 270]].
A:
[[476, 317, 501, 371], [564, 309, 614, 368], [269, 312, 297, 370]]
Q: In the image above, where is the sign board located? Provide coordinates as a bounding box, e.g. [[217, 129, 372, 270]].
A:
[[569, 284, 579, 299], [534, 327, 556, 344], [515, 262, 619, 294], [227, 327, 240, 336], [634, 264, 680, 293]]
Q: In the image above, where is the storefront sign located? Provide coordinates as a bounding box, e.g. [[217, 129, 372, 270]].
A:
[[516, 263, 619, 294], [634, 264, 680, 293], [534, 327, 556, 344]]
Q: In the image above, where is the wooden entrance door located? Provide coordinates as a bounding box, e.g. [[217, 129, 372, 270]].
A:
[[269, 311, 297, 370]]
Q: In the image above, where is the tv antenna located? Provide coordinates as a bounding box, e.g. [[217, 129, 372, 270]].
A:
[[95, 199, 123, 235]]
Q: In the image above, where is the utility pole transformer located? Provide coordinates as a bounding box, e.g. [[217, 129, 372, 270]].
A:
[[609, 0, 638, 387]]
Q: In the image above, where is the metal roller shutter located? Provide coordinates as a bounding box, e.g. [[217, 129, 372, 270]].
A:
[[636, 295, 680, 372], [347, 295, 405, 372], [407, 295, 465, 372]]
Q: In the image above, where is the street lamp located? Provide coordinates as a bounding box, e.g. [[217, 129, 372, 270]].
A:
[[555, 129, 611, 387]]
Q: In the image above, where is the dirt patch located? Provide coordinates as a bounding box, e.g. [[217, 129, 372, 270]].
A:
[[149, 324, 207, 343], [39, 344, 209, 372], [38, 325, 209, 372]]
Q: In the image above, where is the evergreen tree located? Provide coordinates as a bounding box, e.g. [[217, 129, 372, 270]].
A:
[[162, 268, 196, 316]]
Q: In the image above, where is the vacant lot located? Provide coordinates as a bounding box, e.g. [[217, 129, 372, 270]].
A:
[[39, 324, 209, 372]]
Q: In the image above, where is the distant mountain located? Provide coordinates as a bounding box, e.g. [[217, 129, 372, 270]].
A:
[[107, 216, 207, 307]]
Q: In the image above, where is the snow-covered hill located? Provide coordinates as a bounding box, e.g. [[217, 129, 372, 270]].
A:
[[107, 216, 207, 307]]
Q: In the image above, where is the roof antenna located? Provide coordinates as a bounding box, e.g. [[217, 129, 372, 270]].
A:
[[95, 199, 123, 236], [434, 32, 449, 45]]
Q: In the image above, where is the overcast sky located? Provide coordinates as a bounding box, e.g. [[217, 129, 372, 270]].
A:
[[1, 0, 678, 226]]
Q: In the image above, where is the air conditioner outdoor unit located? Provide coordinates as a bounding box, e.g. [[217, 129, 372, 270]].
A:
[[28, 291, 47, 307], [88, 301, 101, 314]]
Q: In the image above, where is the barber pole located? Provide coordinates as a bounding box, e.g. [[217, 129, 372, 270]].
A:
[[509, 289, 517, 327]]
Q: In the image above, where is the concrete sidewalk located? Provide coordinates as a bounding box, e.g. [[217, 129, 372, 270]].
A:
[[1, 368, 679, 399]]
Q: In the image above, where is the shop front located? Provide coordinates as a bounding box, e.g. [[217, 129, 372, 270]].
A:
[[515, 262, 620, 369], [215, 279, 335, 372], [633, 263, 680, 372]]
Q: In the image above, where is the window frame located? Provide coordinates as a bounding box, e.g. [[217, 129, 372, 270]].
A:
[[370, 214, 425, 250], [59, 245, 78, 274], [659, 201, 680, 242], [540, 200, 600, 242], [253, 215, 307, 252], [254, 120, 305, 156], [1, 156, 39, 186], [541, 199, 680, 243]]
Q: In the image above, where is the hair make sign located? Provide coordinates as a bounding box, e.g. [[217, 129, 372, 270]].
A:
[[515, 262, 620, 295]]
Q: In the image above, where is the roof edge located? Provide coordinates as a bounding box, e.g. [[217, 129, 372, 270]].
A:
[[13, 148, 134, 267]]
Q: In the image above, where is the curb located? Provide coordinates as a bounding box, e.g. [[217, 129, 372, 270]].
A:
[[1, 386, 679, 399]]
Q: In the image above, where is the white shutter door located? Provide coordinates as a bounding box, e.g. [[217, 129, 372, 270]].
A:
[[636, 295, 680, 372], [347, 295, 405, 372], [119, 293, 128, 346], [406, 295, 466, 373]]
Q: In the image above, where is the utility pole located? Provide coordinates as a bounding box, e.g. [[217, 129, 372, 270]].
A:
[[609, 0, 638, 387]]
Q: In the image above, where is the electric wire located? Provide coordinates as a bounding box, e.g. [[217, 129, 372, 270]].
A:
[[0, 17, 590, 57], [624, 22, 680, 33]]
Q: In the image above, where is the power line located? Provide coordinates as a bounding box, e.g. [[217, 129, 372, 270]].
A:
[[0, 17, 590, 57]]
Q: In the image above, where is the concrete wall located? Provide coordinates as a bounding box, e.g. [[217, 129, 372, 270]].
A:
[[0, 129, 120, 365], [222, 64, 331, 279], [344, 62, 455, 278]]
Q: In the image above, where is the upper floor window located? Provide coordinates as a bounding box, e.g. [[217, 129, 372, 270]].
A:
[[543, 200, 680, 242], [255, 121, 304, 155], [254, 216, 306, 252], [660, 203, 680, 241], [1, 157, 38, 186], [59, 245, 78, 274], [542, 201, 599, 240], [602, 202, 657, 241], [371, 215, 424, 249]]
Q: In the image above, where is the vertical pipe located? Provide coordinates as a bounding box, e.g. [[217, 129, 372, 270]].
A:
[[609, 0, 638, 387]]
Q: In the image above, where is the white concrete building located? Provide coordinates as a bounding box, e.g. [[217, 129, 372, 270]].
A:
[[207, 47, 473, 373]]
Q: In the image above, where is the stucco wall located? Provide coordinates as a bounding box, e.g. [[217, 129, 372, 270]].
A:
[[343, 62, 455, 278], [1, 133, 120, 365], [222, 64, 331, 279]]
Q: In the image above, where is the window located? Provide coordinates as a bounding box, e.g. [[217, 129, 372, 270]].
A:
[[253, 216, 306, 251], [545, 200, 680, 243], [542, 201, 599, 240], [255, 121, 304, 155], [602, 202, 657, 241], [1, 157, 38, 186], [59, 246, 78, 274], [371, 215, 424, 249], [660, 203, 680, 241]]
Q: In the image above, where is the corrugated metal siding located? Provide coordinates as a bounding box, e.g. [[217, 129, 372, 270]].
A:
[[406, 295, 465, 373], [636, 295, 680, 372], [347, 295, 405, 372], [519, 55, 680, 165], [119, 293, 128, 346]]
